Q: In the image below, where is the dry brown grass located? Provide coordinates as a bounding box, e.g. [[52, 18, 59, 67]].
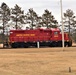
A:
[[0, 47, 76, 75]]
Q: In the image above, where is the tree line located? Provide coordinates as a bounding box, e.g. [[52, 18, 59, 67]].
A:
[[0, 2, 58, 30]]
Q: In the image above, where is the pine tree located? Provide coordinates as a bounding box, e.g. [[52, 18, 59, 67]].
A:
[[42, 9, 58, 28], [11, 4, 25, 29], [26, 8, 38, 29], [0, 2, 10, 47], [63, 9, 76, 35]]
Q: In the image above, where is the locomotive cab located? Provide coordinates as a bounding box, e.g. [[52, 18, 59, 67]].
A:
[[50, 28, 62, 47], [64, 33, 72, 47]]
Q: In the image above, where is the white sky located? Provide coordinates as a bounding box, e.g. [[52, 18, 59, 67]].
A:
[[0, 0, 76, 24]]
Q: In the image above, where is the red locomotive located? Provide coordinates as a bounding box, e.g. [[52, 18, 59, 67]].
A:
[[9, 28, 72, 48]]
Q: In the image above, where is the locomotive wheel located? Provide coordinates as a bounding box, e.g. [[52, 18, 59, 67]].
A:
[[57, 42, 62, 47], [68, 42, 72, 47], [24, 43, 29, 48], [11, 43, 18, 48]]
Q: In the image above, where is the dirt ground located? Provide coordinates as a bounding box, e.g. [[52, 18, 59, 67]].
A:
[[0, 47, 76, 75]]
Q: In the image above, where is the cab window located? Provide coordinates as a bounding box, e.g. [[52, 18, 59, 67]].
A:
[[54, 32, 58, 37], [54, 32, 58, 35]]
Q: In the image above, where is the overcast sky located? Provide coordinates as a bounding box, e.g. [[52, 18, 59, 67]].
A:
[[0, 0, 76, 23]]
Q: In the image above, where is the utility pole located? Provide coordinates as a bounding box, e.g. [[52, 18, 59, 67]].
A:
[[60, 0, 64, 49]]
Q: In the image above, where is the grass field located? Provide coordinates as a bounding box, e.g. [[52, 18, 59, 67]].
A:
[[0, 47, 76, 75]]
